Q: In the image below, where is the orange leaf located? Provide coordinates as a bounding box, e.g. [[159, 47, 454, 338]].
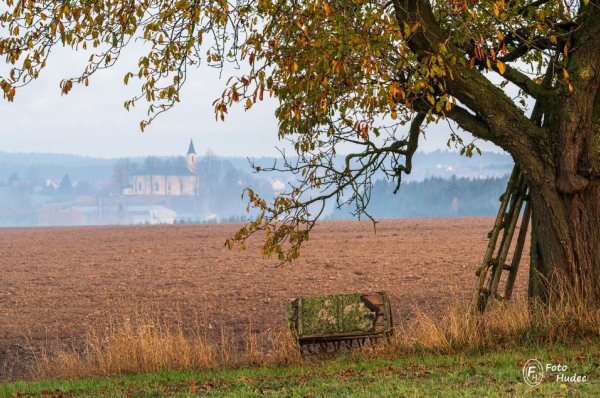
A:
[[323, 2, 331, 17]]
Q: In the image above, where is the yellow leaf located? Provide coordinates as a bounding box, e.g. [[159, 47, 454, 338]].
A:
[[493, 3, 499, 17], [486, 58, 491, 70], [496, 60, 506, 75], [445, 100, 451, 112], [323, 2, 331, 17], [391, 110, 397, 120]]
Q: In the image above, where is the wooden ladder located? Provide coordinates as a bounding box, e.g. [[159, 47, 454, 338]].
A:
[[470, 165, 531, 312]]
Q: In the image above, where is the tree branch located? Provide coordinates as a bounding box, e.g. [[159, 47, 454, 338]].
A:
[[498, 64, 554, 100], [392, 112, 424, 193], [392, 0, 550, 189], [445, 106, 492, 140], [412, 99, 492, 141], [514, 0, 552, 16]]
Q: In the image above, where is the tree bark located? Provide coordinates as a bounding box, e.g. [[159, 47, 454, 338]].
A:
[[529, 180, 600, 303]]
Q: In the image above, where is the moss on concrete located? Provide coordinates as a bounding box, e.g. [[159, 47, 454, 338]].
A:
[[288, 293, 377, 337]]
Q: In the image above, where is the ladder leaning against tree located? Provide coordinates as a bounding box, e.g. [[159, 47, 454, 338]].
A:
[[470, 164, 532, 313]]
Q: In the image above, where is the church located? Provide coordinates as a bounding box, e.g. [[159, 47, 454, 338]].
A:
[[124, 140, 198, 196]]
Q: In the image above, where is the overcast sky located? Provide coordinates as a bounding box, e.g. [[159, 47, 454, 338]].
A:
[[1, 44, 505, 159]]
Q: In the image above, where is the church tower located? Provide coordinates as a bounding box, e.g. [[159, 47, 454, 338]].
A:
[[187, 139, 197, 173]]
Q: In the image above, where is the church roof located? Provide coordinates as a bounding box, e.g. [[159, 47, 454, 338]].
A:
[[187, 139, 197, 155]]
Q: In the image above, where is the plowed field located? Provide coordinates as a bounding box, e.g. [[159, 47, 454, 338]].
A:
[[0, 217, 529, 378]]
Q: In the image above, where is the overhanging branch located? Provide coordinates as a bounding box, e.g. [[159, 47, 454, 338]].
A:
[[498, 64, 555, 100], [445, 106, 492, 141]]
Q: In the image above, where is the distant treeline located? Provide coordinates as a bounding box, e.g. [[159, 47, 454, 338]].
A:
[[1, 149, 513, 184], [331, 175, 509, 219]]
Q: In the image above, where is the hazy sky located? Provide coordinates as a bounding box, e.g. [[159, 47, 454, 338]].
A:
[[1, 44, 504, 158]]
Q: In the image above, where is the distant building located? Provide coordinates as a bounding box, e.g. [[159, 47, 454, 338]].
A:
[[127, 205, 177, 224], [124, 140, 198, 196], [61, 205, 177, 225]]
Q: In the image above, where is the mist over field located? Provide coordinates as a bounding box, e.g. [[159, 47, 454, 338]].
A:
[[0, 149, 513, 227]]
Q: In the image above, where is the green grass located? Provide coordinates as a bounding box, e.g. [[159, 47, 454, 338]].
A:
[[3, 343, 599, 397]]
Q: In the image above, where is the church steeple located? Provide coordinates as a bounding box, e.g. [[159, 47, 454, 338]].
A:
[[187, 139, 197, 155], [187, 139, 197, 173]]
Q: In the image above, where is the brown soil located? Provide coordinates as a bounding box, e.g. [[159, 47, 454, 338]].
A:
[[0, 217, 529, 378]]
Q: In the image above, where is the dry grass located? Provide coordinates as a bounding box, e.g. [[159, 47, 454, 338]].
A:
[[32, 311, 303, 380], [393, 277, 600, 354], [31, 279, 600, 381]]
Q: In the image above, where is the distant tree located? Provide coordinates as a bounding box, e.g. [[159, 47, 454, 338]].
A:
[[25, 166, 41, 187], [40, 182, 55, 197], [59, 174, 72, 197], [73, 180, 93, 196], [8, 173, 19, 186], [108, 160, 130, 194], [169, 156, 187, 173], [198, 149, 220, 195], [142, 157, 163, 195], [143, 156, 163, 172]]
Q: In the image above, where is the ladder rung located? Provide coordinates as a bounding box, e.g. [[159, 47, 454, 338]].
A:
[[502, 264, 512, 271]]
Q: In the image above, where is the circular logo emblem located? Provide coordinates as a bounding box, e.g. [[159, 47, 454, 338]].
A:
[[523, 359, 544, 387]]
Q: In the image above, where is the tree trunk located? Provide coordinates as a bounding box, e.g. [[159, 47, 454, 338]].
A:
[[528, 180, 600, 303], [526, 14, 600, 303]]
